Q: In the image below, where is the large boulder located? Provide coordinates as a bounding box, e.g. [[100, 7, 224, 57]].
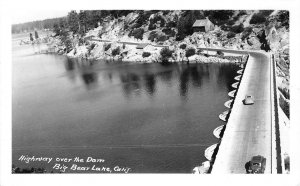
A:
[[124, 12, 139, 25], [247, 36, 261, 49]]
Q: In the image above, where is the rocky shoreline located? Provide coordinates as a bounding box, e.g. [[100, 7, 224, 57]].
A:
[[42, 35, 246, 64]]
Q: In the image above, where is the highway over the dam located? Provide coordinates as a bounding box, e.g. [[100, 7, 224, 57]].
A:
[[202, 49, 281, 174]]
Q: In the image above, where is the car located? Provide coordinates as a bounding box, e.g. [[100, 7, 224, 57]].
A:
[[243, 95, 254, 105], [248, 155, 266, 174]]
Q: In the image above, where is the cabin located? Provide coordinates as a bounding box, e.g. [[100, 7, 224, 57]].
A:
[[192, 18, 214, 33]]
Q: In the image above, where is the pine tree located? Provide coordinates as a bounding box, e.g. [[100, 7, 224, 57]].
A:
[[88, 10, 103, 29], [67, 10, 79, 34], [53, 23, 60, 36], [29, 33, 34, 41], [34, 31, 39, 39], [79, 10, 88, 35]]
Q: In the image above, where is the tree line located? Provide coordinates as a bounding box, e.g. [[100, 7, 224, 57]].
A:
[[12, 10, 236, 37], [11, 10, 132, 34], [54, 10, 133, 36], [12, 17, 63, 34]]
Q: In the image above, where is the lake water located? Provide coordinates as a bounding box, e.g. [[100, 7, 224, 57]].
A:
[[12, 41, 239, 173]]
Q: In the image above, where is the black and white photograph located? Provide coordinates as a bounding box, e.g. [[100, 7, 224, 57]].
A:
[[1, 0, 300, 185]]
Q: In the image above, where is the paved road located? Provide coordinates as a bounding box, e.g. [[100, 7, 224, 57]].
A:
[[89, 38, 168, 48], [210, 51, 273, 173]]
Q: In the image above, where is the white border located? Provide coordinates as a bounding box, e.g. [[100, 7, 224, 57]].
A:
[[1, 0, 300, 186]]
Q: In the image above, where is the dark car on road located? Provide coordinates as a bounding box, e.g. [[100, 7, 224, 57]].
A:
[[243, 95, 254, 105], [248, 155, 266, 174]]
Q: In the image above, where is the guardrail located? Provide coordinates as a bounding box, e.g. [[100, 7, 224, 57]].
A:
[[88, 38, 168, 48], [271, 53, 283, 173]]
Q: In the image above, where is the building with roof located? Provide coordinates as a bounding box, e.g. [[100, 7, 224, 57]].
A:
[[192, 18, 215, 33]]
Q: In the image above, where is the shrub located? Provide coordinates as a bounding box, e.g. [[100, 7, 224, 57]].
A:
[[149, 15, 166, 30], [123, 24, 129, 30], [78, 38, 85, 46], [160, 47, 174, 62], [148, 31, 158, 42], [241, 27, 253, 40], [88, 43, 96, 54], [64, 39, 73, 53], [227, 20, 235, 26], [279, 86, 290, 100], [260, 10, 274, 17], [148, 33, 167, 43], [175, 34, 185, 41], [129, 28, 144, 40], [166, 21, 177, 28], [98, 30, 105, 38], [211, 10, 234, 21], [179, 44, 187, 49], [230, 23, 244, 33], [142, 52, 151, 58], [249, 10, 273, 25], [162, 10, 170, 15], [227, 31, 236, 39], [216, 50, 224, 56], [279, 94, 290, 118], [131, 22, 143, 30], [112, 47, 120, 56], [220, 25, 230, 31], [204, 10, 234, 25], [157, 35, 168, 42], [250, 14, 266, 24], [148, 23, 156, 30], [134, 11, 153, 29], [185, 48, 196, 58], [277, 10, 289, 29], [104, 43, 111, 51], [237, 10, 247, 16], [196, 49, 203, 55], [162, 28, 176, 37]]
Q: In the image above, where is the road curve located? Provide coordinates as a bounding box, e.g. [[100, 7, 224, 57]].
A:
[[210, 50, 273, 173]]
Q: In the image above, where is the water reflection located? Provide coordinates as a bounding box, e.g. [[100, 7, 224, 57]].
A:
[[81, 72, 97, 86], [120, 73, 141, 98], [64, 58, 76, 82], [61, 58, 238, 100], [143, 73, 156, 97], [106, 72, 113, 83], [190, 65, 208, 88], [177, 64, 211, 100], [217, 63, 240, 91], [179, 67, 190, 99], [158, 70, 173, 86], [78, 60, 98, 89], [64, 58, 75, 71], [63, 58, 98, 89]]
